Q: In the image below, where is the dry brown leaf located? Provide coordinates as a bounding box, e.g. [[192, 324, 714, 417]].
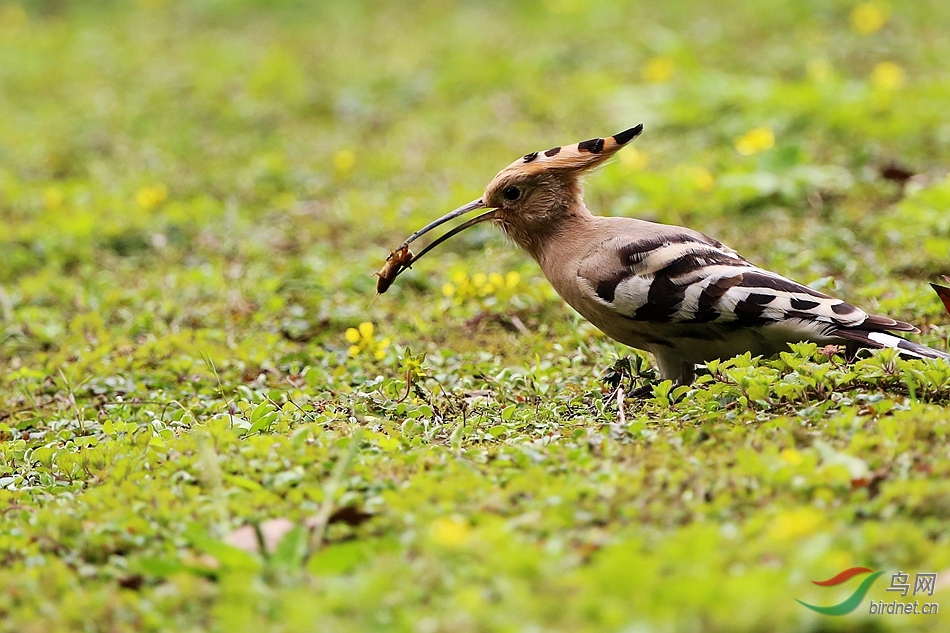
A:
[[327, 505, 373, 527]]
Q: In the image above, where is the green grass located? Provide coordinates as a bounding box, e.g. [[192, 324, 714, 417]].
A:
[[3, 0, 950, 631]]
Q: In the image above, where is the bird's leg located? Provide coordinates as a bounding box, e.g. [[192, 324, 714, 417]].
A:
[[602, 355, 695, 401], [612, 357, 696, 400], [626, 374, 691, 399], [613, 354, 668, 399], [654, 354, 696, 387], [602, 355, 654, 401]]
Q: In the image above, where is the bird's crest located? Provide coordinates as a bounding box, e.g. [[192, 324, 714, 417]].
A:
[[494, 123, 644, 179]]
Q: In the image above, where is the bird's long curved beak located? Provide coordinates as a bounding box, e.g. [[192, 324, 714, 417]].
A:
[[398, 198, 488, 249], [400, 207, 502, 267], [375, 198, 500, 294]]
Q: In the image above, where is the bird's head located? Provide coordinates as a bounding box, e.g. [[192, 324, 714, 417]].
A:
[[397, 124, 644, 261]]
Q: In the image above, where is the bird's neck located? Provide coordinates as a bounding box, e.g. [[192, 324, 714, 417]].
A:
[[510, 201, 596, 267]]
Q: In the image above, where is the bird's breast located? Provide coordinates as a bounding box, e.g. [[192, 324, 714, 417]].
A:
[[541, 264, 663, 350]]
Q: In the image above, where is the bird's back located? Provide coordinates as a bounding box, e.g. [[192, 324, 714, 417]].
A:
[[537, 214, 945, 382]]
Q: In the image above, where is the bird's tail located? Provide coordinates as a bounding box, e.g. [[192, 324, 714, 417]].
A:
[[830, 277, 950, 360], [834, 328, 950, 360]]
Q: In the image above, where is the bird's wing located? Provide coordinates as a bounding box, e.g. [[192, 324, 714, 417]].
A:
[[575, 232, 914, 333]]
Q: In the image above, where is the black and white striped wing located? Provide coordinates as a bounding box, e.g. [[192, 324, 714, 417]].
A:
[[577, 234, 904, 332]]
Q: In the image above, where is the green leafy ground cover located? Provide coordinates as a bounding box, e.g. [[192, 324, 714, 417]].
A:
[[3, 0, 950, 630]]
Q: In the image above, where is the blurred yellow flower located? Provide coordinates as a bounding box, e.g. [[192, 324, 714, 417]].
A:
[[693, 167, 714, 192], [333, 149, 355, 175], [871, 61, 904, 90], [443, 270, 521, 307], [344, 321, 390, 360], [43, 188, 63, 210], [734, 127, 775, 156], [826, 551, 856, 575], [850, 2, 890, 35], [136, 184, 168, 210], [769, 508, 823, 540], [677, 165, 715, 192], [0, 4, 27, 35], [430, 517, 470, 548], [543, 0, 583, 14], [780, 448, 804, 466], [642, 56, 676, 83], [618, 147, 649, 171], [806, 58, 832, 82]]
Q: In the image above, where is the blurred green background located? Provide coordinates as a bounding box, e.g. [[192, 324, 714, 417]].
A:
[[2, 0, 950, 631]]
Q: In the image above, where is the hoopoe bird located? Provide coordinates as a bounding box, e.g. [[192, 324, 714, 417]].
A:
[[382, 125, 950, 384]]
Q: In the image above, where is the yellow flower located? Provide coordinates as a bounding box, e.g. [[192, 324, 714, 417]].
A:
[[734, 127, 775, 156], [769, 508, 823, 540], [806, 58, 832, 82], [677, 166, 715, 191], [443, 270, 522, 308], [544, 0, 583, 14], [333, 149, 355, 175], [826, 551, 857, 576], [344, 321, 390, 359], [43, 188, 63, 210], [850, 3, 890, 35], [430, 517, 471, 548], [358, 321, 374, 339], [618, 147, 649, 171], [780, 448, 804, 466], [642, 57, 676, 83], [694, 168, 714, 192], [871, 61, 904, 90], [0, 4, 27, 35], [136, 184, 168, 210]]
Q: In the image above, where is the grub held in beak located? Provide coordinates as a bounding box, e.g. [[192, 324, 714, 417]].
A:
[[374, 198, 500, 294]]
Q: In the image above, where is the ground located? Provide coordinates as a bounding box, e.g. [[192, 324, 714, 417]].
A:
[[2, 1, 950, 631]]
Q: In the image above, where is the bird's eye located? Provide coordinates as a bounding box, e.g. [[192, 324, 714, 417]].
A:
[[502, 186, 521, 201]]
